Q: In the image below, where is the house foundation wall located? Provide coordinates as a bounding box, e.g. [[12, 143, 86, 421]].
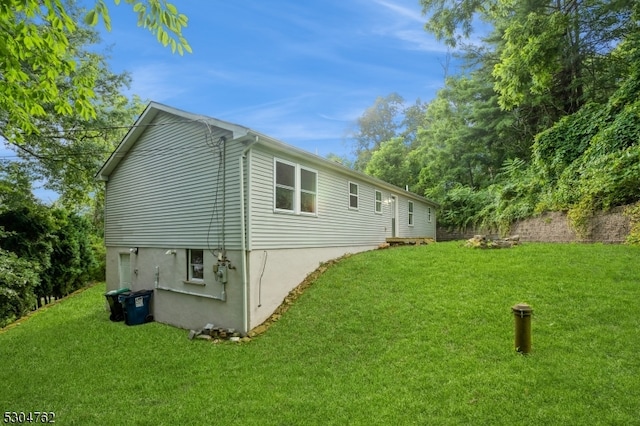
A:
[[106, 245, 379, 333], [106, 247, 245, 332], [247, 245, 377, 329]]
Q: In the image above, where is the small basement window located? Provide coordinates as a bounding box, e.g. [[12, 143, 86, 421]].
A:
[[349, 182, 359, 209], [188, 249, 204, 282]]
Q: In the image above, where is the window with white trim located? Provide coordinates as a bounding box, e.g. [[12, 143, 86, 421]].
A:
[[274, 159, 318, 215], [188, 249, 204, 282], [300, 167, 317, 214], [349, 182, 359, 209], [408, 201, 414, 226], [375, 190, 382, 214], [428, 207, 432, 223], [275, 160, 296, 212]]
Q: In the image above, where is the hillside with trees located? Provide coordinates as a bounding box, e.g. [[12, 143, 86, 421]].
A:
[[353, 0, 640, 241]]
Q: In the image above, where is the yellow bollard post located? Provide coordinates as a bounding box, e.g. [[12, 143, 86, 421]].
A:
[[511, 303, 533, 354]]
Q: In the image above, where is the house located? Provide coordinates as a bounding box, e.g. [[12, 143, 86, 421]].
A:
[[97, 102, 438, 333]]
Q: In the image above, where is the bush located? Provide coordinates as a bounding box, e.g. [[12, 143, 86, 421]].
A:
[[433, 185, 497, 231], [0, 248, 39, 328], [41, 210, 99, 299], [624, 202, 640, 245], [88, 234, 106, 282]]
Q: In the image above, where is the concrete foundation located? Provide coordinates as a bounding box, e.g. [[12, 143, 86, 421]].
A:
[[106, 244, 377, 333]]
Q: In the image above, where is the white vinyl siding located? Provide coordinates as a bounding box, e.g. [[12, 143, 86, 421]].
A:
[[248, 146, 435, 249], [104, 112, 243, 249], [398, 198, 435, 238], [104, 110, 437, 253]]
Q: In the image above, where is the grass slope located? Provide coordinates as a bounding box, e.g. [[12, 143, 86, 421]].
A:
[[1, 242, 639, 425]]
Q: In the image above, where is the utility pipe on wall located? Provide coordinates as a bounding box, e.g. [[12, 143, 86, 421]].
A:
[[154, 266, 226, 301], [156, 284, 226, 301], [239, 136, 258, 334]]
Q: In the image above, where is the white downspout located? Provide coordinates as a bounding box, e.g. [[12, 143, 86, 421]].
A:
[[239, 136, 257, 335]]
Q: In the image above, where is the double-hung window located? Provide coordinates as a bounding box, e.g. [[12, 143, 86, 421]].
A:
[[274, 159, 317, 215], [300, 167, 317, 214], [408, 201, 414, 226], [188, 249, 204, 282], [375, 190, 382, 214], [349, 182, 359, 209], [275, 160, 296, 211]]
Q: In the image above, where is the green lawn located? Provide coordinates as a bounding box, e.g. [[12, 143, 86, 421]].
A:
[[1, 242, 639, 425]]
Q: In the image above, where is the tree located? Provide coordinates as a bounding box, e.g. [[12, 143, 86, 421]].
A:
[[420, 0, 635, 118], [365, 137, 414, 189], [349, 94, 429, 171], [41, 209, 98, 300], [411, 73, 519, 197], [2, 3, 147, 209], [532, 28, 640, 220], [414, 0, 638, 227], [0, 162, 101, 308], [86, 0, 191, 54], [420, 0, 495, 48], [0, 162, 38, 209], [0, 200, 54, 287], [0, 248, 39, 328], [0, 0, 189, 144], [350, 93, 405, 171], [325, 153, 354, 169]]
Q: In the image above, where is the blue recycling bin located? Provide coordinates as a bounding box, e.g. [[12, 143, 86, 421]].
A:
[[118, 289, 154, 325]]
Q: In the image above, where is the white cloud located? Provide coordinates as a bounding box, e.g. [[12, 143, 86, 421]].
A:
[[370, 0, 424, 23], [218, 95, 340, 141], [127, 63, 188, 102], [361, 0, 450, 53], [391, 29, 451, 53]]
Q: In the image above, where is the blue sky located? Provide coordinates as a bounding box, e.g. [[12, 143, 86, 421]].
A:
[[2, 0, 460, 201], [99, 0, 453, 158]]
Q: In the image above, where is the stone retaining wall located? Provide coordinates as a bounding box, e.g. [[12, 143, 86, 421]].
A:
[[437, 206, 631, 243]]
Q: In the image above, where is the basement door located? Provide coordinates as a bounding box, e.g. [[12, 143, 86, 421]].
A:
[[119, 253, 131, 289]]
